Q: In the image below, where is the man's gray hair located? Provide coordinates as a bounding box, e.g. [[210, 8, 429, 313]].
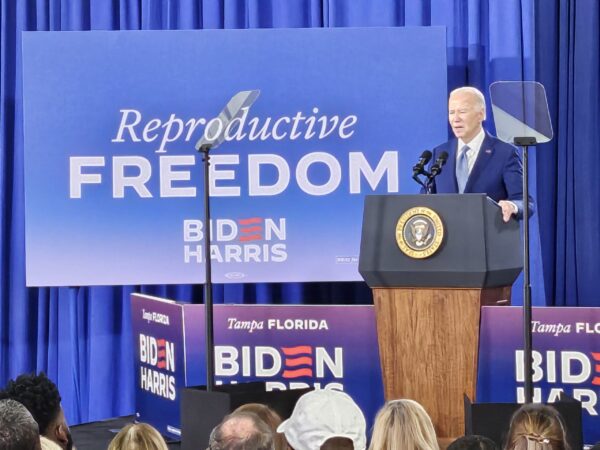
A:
[[0, 398, 41, 450], [207, 411, 274, 450], [450, 86, 487, 119]]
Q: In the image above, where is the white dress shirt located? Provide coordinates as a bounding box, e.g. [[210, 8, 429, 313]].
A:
[[456, 127, 485, 174]]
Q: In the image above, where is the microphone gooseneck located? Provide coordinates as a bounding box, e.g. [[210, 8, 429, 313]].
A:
[[429, 151, 449, 178], [412, 150, 433, 176], [411, 150, 433, 189], [423, 151, 448, 194]]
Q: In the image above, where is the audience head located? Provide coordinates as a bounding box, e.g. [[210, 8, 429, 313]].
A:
[[319, 437, 355, 450], [234, 403, 285, 450], [448, 435, 498, 450], [208, 411, 274, 450], [277, 389, 366, 450], [108, 423, 168, 450], [3, 372, 72, 450], [0, 398, 42, 450], [504, 404, 569, 450], [368, 399, 438, 450]]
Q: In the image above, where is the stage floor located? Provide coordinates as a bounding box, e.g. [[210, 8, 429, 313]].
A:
[[71, 416, 181, 450]]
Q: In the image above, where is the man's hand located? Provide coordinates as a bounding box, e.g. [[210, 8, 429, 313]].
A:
[[498, 200, 518, 223]]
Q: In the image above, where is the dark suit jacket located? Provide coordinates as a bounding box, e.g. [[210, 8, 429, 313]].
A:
[[429, 131, 534, 219]]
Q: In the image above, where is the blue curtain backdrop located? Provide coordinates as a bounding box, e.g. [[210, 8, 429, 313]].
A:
[[535, 0, 600, 305], [0, 0, 598, 424]]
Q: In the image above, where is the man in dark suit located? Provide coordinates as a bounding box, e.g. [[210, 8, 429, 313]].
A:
[[429, 86, 533, 222]]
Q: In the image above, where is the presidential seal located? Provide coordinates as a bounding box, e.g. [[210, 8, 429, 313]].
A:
[[395, 207, 444, 259]]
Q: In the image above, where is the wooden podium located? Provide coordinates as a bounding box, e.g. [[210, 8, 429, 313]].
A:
[[359, 194, 522, 441]]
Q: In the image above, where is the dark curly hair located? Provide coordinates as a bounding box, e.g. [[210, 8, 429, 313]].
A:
[[3, 372, 62, 435]]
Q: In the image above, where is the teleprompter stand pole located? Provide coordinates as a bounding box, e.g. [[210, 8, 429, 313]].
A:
[[199, 143, 215, 392], [514, 136, 536, 403], [193, 90, 260, 393]]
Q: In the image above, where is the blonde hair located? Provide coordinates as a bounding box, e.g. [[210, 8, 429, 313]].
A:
[[368, 399, 439, 450], [449, 86, 487, 119], [234, 403, 286, 450], [504, 404, 569, 450], [108, 423, 168, 450]]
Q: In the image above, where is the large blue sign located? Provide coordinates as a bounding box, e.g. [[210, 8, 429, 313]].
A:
[[130, 294, 384, 440], [22, 28, 447, 286], [478, 307, 600, 445], [131, 298, 600, 445]]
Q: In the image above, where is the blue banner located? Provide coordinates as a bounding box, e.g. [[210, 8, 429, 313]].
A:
[[130, 294, 384, 440], [478, 307, 600, 446], [131, 295, 188, 438], [131, 298, 600, 444], [22, 28, 447, 286]]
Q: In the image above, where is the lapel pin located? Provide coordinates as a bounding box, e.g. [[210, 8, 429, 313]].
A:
[[485, 148, 492, 154]]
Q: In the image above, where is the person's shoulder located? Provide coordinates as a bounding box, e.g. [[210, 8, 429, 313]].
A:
[[40, 437, 62, 450], [432, 138, 455, 154], [485, 132, 519, 155]]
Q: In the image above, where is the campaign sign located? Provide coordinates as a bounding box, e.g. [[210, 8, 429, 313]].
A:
[[132, 296, 600, 444], [130, 295, 188, 438], [131, 294, 384, 440], [478, 307, 600, 445], [22, 28, 447, 286]]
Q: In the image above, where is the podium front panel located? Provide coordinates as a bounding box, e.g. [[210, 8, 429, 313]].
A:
[[359, 194, 522, 288]]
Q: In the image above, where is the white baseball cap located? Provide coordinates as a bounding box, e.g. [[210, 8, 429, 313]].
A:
[[277, 389, 367, 450]]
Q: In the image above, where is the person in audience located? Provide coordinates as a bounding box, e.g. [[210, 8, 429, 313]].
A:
[[0, 398, 42, 450], [448, 435, 498, 450], [3, 372, 73, 450], [319, 437, 355, 450], [277, 389, 366, 450], [107, 423, 168, 450], [504, 404, 569, 450], [40, 436, 63, 450], [208, 411, 274, 450], [234, 403, 286, 450], [368, 399, 438, 450]]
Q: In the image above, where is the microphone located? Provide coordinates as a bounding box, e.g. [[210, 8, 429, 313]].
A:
[[412, 150, 432, 176], [424, 151, 449, 194], [429, 151, 449, 179]]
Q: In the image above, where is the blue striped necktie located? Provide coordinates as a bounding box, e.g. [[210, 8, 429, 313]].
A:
[[456, 145, 470, 193]]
